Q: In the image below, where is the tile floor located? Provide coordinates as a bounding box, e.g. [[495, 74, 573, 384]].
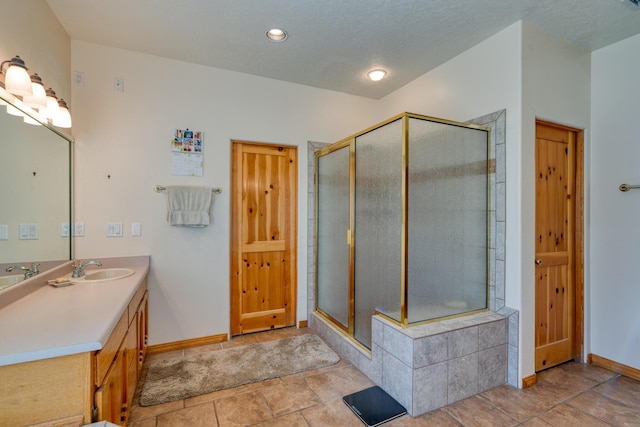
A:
[[129, 328, 640, 426]]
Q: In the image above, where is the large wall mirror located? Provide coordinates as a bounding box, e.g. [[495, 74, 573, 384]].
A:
[[0, 93, 72, 282]]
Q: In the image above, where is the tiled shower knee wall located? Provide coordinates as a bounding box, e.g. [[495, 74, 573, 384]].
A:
[[312, 311, 515, 416], [307, 110, 518, 399]]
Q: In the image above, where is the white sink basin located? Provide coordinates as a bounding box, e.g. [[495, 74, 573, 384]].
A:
[[72, 268, 134, 283], [0, 274, 24, 290]]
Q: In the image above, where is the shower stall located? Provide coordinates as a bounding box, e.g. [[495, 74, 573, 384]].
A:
[[315, 113, 490, 350]]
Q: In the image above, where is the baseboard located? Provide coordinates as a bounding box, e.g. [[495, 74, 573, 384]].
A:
[[522, 373, 537, 388], [589, 353, 640, 381], [298, 320, 308, 328], [148, 333, 228, 354]]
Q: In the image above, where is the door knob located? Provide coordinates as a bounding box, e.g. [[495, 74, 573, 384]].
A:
[[535, 259, 543, 266]]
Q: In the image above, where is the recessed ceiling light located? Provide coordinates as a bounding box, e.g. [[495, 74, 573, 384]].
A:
[[266, 28, 288, 42], [367, 69, 387, 82]]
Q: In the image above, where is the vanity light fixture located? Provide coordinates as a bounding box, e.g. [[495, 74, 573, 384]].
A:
[[43, 88, 60, 120], [23, 112, 43, 126], [266, 28, 288, 42], [6, 101, 26, 117], [367, 69, 387, 82], [0, 55, 72, 128], [22, 73, 47, 110], [52, 98, 72, 128], [0, 55, 33, 97]]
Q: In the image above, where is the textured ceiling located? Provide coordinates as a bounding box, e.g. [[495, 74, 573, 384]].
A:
[[46, 0, 640, 99]]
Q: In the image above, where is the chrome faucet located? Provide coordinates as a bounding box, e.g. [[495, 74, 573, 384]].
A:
[[5, 262, 40, 279], [72, 260, 102, 278]]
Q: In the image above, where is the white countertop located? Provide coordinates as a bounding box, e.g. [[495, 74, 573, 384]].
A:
[[0, 256, 149, 366]]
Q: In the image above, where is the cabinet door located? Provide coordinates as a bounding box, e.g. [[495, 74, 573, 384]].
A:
[[124, 320, 138, 412], [95, 346, 125, 425], [137, 292, 149, 374]]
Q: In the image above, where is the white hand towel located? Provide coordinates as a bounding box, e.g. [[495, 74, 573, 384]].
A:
[[166, 186, 213, 227]]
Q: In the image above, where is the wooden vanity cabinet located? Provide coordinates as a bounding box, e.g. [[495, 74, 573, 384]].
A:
[[0, 275, 148, 427], [0, 352, 92, 427], [95, 278, 148, 425], [95, 345, 126, 423]]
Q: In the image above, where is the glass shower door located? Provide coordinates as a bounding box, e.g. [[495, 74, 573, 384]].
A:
[[354, 119, 403, 348], [407, 118, 488, 322], [316, 144, 351, 330]]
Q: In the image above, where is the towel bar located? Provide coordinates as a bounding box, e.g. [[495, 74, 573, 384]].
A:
[[619, 183, 640, 192], [154, 184, 222, 194]]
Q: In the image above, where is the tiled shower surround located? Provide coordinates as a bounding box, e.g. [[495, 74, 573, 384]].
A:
[[307, 110, 518, 416]]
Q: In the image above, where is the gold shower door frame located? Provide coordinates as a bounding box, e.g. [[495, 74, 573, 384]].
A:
[[314, 112, 491, 350], [315, 138, 355, 335]]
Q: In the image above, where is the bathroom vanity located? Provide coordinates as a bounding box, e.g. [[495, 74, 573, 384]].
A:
[[0, 256, 149, 426]]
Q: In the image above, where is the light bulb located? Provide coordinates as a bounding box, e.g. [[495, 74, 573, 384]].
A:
[[43, 88, 60, 120], [266, 28, 288, 42], [2, 56, 33, 97], [23, 74, 47, 109], [53, 98, 72, 128], [367, 69, 387, 82]]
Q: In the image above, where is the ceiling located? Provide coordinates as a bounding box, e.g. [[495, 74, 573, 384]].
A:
[[46, 0, 640, 99]]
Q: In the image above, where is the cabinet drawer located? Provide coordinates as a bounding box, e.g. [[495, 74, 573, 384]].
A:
[[128, 278, 147, 325], [95, 311, 128, 386]]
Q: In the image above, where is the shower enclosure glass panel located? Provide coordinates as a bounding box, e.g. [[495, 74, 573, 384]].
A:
[[314, 113, 489, 351], [354, 119, 403, 348], [316, 145, 351, 329], [407, 118, 488, 322]]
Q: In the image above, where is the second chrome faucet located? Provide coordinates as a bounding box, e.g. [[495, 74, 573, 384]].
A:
[[71, 260, 102, 278]]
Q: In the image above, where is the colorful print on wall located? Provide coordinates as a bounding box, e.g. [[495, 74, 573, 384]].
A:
[[171, 128, 203, 176]]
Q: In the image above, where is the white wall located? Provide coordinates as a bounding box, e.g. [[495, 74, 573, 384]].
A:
[[590, 33, 640, 370], [71, 41, 379, 345]]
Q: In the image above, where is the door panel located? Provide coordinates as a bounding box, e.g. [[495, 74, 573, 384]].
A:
[[315, 143, 351, 330], [231, 142, 297, 335], [535, 120, 578, 371]]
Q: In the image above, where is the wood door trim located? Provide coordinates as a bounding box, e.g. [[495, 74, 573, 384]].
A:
[[535, 119, 584, 365]]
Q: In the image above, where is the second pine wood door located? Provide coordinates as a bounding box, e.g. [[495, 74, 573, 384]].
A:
[[230, 141, 297, 335], [534, 120, 581, 371]]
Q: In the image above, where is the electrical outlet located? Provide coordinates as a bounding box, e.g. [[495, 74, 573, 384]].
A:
[[107, 222, 123, 237], [74, 222, 85, 237], [61, 223, 70, 237], [113, 77, 124, 92], [0, 225, 8, 240], [73, 71, 84, 86]]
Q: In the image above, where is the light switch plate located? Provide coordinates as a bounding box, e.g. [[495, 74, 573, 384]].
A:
[[107, 222, 123, 237], [19, 224, 39, 240], [131, 223, 141, 237], [0, 225, 8, 240]]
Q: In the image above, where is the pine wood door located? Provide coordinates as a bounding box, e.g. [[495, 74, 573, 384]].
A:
[[231, 141, 297, 335], [535, 120, 582, 371]]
